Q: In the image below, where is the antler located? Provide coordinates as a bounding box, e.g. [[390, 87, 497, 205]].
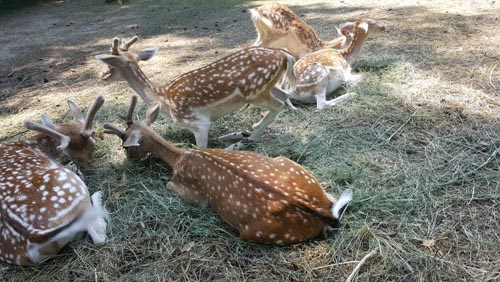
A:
[[120, 36, 139, 51], [24, 120, 70, 153], [102, 123, 126, 139], [81, 95, 105, 138], [118, 95, 137, 125], [111, 37, 120, 55], [103, 96, 159, 143], [103, 95, 138, 139]]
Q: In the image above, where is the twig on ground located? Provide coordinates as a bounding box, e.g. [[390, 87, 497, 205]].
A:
[[345, 248, 378, 282], [312, 260, 360, 270], [386, 111, 417, 143]]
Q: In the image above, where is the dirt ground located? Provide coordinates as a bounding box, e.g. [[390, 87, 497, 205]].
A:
[[0, 0, 499, 281]]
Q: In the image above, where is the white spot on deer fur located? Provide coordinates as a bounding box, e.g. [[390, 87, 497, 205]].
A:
[[57, 172, 68, 181]]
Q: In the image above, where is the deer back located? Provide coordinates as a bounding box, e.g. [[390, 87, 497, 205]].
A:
[[163, 47, 294, 120]]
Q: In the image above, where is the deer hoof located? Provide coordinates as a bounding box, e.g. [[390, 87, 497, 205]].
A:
[[225, 139, 254, 150], [218, 131, 251, 141]]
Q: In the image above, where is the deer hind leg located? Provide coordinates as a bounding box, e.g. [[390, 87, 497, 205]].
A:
[[166, 181, 209, 208], [316, 90, 357, 110]]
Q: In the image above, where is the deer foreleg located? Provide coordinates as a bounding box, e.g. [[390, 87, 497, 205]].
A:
[[166, 181, 209, 208], [187, 120, 211, 148], [248, 109, 279, 141]]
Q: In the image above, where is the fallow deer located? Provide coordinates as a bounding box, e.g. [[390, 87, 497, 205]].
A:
[[250, 3, 355, 59], [103, 96, 353, 245], [0, 96, 108, 265], [96, 36, 296, 150], [287, 18, 386, 110]]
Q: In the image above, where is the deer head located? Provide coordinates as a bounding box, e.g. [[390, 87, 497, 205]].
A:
[[27, 96, 105, 169], [96, 36, 159, 82], [102, 96, 161, 160]]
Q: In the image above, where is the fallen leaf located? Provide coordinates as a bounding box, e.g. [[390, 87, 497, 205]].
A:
[[179, 241, 195, 253], [422, 239, 436, 248], [112, 191, 122, 200]]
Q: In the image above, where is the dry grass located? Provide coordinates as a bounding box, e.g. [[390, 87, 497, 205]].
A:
[[1, 0, 499, 281]]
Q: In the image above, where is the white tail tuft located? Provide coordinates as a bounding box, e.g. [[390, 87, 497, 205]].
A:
[[47, 196, 109, 246], [332, 189, 353, 219]]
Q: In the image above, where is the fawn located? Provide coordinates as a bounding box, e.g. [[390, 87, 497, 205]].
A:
[[287, 18, 386, 110]]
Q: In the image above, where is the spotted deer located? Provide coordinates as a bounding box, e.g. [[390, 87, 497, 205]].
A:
[[0, 96, 108, 265], [103, 96, 353, 245], [95, 36, 296, 150], [250, 3, 355, 59], [287, 18, 386, 110]]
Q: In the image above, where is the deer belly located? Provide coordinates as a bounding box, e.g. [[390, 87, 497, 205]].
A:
[[198, 93, 247, 120]]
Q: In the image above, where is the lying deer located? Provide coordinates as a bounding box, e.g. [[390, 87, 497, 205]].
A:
[[0, 96, 108, 265], [287, 18, 386, 110], [96, 36, 296, 150], [250, 3, 355, 59], [103, 96, 353, 245]]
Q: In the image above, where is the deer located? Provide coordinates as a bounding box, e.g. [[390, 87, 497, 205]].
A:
[[0, 96, 108, 265], [95, 36, 297, 150], [103, 96, 353, 245], [250, 3, 356, 59], [285, 18, 386, 110]]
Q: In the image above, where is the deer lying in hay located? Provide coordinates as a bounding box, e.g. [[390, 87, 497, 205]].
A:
[[0, 96, 108, 265], [104, 96, 353, 245]]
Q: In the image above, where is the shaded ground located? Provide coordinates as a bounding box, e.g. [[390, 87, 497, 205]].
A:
[[0, 0, 499, 281]]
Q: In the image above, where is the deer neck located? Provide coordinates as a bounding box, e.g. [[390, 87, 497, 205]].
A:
[[320, 36, 347, 50], [25, 134, 60, 159], [341, 25, 368, 65], [126, 66, 162, 107], [142, 126, 185, 168]]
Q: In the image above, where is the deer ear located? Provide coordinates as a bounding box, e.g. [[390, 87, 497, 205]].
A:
[[67, 100, 84, 122], [136, 47, 159, 61], [40, 114, 56, 129], [123, 132, 142, 147], [145, 103, 160, 126], [95, 54, 128, 67]]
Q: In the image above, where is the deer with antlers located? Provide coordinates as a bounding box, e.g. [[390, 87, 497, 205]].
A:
[[96, 36, 296, 150], [286, 18, 386, 110], [0, 96, 108, 265], [250, 3, 355, 59], [103, 96, 353, 245]]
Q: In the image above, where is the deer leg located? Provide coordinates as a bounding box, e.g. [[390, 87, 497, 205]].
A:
[[219, 131, 251, 141], [188, 121, 210, 148], [248, 109, 279, 141], [166, 181, 209, 208], [271, 86, 297, 110], [224, 109, 279, 150], [316, 89, 356, 110]]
